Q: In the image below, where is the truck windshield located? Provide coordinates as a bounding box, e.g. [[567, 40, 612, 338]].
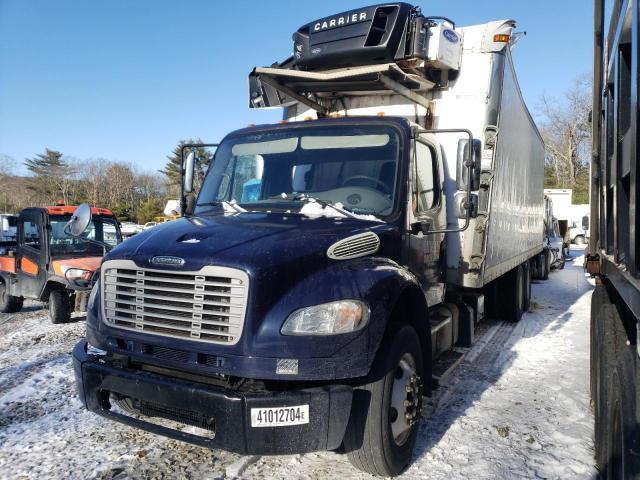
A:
[[196, 125, 400, 217], [49, 216, 121, 257]]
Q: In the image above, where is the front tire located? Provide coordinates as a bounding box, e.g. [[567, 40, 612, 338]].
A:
[[344, 324, 424, 476], [49, 289, 72, 324], [0, 280, 23, 313], [574, 235, 585, 245]]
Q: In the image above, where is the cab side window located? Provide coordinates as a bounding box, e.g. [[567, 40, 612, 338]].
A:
[[414, 141, 440, 213], [22, 220, 41, 250]]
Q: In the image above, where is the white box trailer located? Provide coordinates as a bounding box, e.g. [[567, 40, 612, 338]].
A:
[[250, 17, 545, 292], [543, 188, 573, 221]]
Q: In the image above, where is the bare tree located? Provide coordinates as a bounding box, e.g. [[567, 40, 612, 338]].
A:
[[0, 155, 17, 212], [537, 75, 592, 202]]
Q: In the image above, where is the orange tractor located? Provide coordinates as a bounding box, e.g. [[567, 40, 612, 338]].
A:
[[0, 204, 121, 323]]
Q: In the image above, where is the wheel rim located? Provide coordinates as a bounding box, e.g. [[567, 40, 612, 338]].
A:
[[389, 352, 420, 446]]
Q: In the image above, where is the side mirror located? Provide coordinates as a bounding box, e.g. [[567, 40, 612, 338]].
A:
[[65, 203, 92, 237], [454, 191, 479, 219], [582, 215, 589, 230], [456, 139, 482, 191], [183, 151, 196, 194]]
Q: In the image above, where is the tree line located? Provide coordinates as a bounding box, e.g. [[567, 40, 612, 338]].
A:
[[0, 139, 212, 223]]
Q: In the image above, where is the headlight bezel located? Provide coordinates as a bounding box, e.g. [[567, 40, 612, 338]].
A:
[[281, 299, 370, 336]]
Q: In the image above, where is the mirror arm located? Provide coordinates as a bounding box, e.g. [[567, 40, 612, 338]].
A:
[[76, 237, 112, 253]]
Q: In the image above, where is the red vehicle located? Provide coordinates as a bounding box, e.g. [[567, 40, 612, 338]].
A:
[[0, 205, 121, 323]]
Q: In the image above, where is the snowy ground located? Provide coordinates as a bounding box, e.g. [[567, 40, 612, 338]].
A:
[[0, 247, 596, 479]]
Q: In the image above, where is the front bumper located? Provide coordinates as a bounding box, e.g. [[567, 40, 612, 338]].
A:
[[73, 341, 353, 454]]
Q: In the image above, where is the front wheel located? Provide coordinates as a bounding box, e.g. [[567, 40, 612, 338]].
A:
[[49, 289, 72, 324], [574, 235, 585, 245], [344, 324, 424, 476]]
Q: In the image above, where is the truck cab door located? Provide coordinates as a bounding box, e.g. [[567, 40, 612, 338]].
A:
[[404, 135, 447, 306], [16, 211, 48, 299]]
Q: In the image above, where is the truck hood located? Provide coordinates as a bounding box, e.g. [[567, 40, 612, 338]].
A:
[[104, 212, 393, 273]]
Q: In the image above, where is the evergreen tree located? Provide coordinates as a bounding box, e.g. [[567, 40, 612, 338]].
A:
[[161, 139, 214, 193], [24, 149, 75, 204]]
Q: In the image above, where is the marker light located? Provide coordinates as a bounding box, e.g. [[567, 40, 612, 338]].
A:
[[493, 34, 511, 43]]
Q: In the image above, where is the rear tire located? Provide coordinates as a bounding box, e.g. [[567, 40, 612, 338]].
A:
[[541, 249, 550, 280], [604, 346, 640, 479], [594, 296, 631, 472], [0, 280, 23, 313], [523, 261, 532, 311], [501, 265, 525, 323], [344, 324, 424, 476], [49, 289, 71, 324], [575, 235, 585, 245]]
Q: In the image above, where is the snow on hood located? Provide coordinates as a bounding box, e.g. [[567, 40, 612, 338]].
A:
[[299, 202, 383, 222]]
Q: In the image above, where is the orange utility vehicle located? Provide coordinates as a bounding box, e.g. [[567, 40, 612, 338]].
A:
[[0, 205, 121, 323]]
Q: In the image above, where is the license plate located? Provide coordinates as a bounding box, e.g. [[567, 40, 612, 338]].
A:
[[250, 405, 309, 427]]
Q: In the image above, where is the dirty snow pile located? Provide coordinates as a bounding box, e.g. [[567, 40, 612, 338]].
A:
[[0, 249, 596, 479]]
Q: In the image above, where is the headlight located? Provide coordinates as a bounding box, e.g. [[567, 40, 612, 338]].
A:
[[63, 267, 93, 288], [281, 300, 369, 336], [64, 268, 92, 281]]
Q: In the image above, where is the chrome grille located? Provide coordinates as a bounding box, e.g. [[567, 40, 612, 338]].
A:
[[101, 260, 248, 345], [327, 232, 380, 260]]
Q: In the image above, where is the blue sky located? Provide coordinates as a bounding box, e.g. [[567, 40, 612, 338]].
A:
[[0, 1, 592, 174]]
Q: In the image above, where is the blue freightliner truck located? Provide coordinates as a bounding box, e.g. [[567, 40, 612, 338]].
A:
[[72, 4, 546, 476]]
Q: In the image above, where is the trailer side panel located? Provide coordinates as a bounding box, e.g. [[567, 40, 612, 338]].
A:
[[482, 51, 545, 284]]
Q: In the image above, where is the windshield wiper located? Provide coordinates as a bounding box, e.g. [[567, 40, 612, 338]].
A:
[[280, 193, 361, 220], [196, 201, 246, 213]]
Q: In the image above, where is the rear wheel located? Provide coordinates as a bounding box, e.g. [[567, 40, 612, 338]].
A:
[[575, 235, 586, 245], [0, 280, 23, 313], [501, 265, 525, 323], [49, 289, 72, 324], [594, 297, 632, 472], [541, 249, 550, 280], [344, 324, 424, 476], [523, 261, 532, 311], [604, 347, 640, 479]]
